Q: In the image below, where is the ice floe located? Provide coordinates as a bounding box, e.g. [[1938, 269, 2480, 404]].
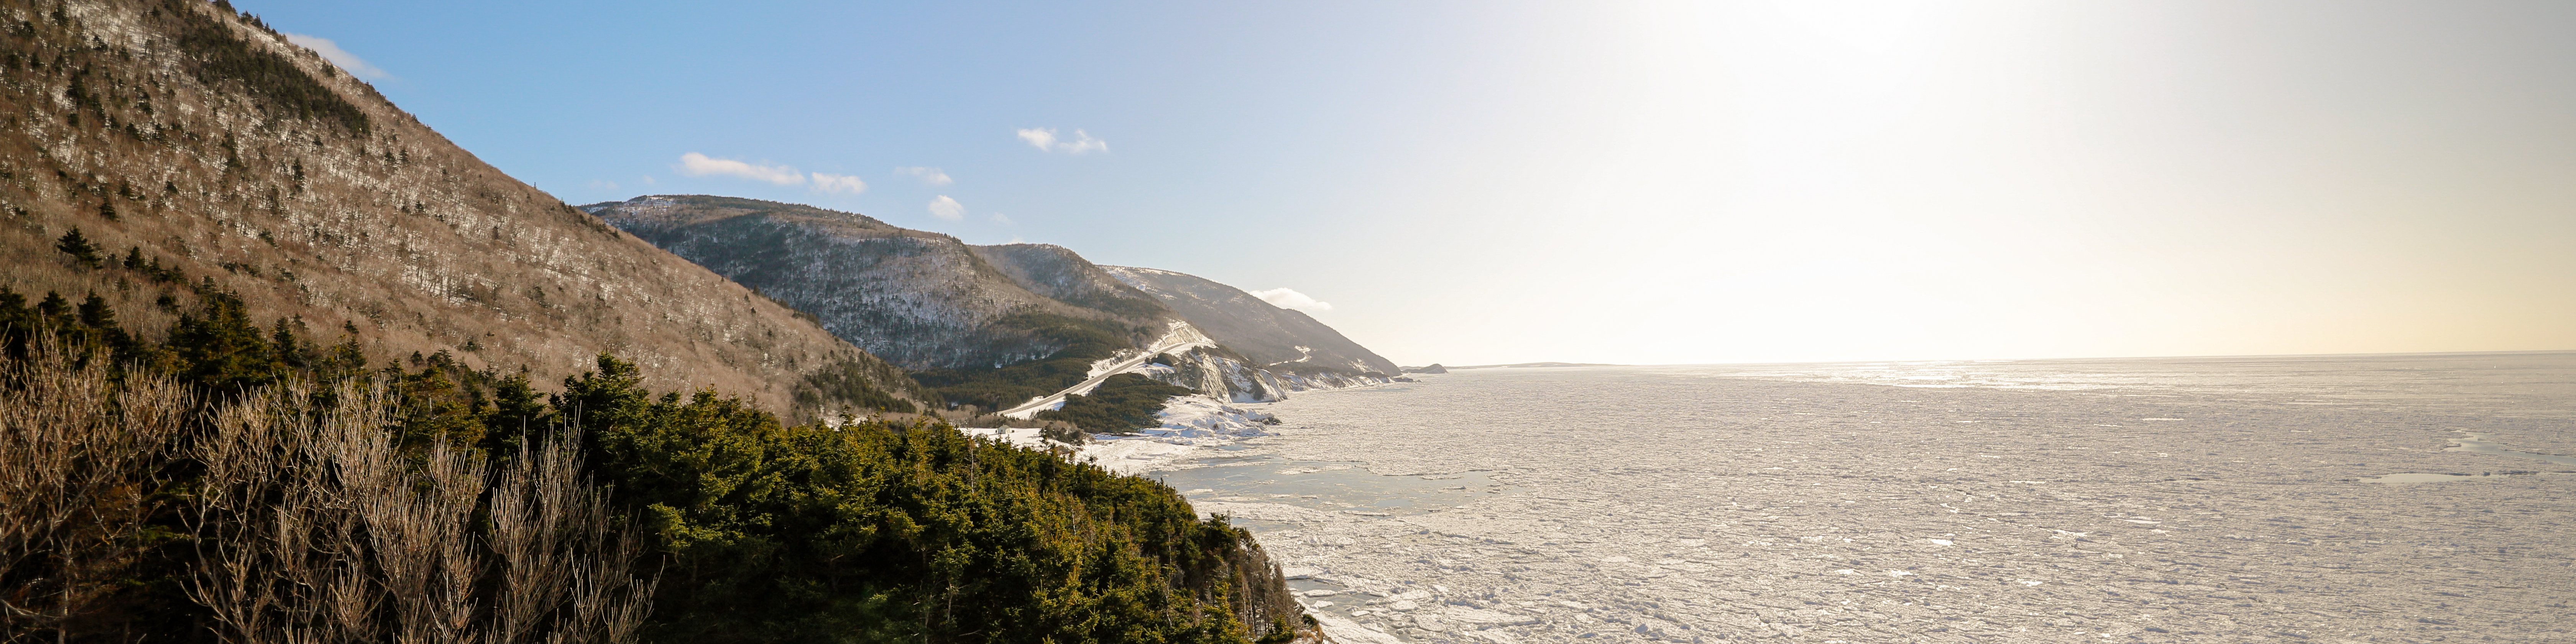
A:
[[1159, 359, 2576, 642]]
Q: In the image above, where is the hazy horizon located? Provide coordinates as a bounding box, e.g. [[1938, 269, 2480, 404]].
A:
[[1426, 347, 2576, 370], [246, 0, 2576, 366]]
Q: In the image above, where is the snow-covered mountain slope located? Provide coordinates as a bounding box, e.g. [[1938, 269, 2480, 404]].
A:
[[1100, 266, 1399, 377], [585, 196, 1163, 370]]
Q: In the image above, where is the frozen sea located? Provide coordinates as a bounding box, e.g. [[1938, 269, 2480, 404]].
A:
[[1162, 352, 2576, 644]]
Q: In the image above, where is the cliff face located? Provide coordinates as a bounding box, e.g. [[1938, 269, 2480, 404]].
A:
[[1101, 266, 1398, 377], [0, 0, 913, 415], [585, 196, 1168, 371]]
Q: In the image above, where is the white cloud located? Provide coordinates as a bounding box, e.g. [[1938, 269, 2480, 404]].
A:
[[1015, 128, 1056, 150], [810, 172, 867, 194], [894, 166, 954, 186], [1249, 288, 1334, 312], [928, 196, 965, 221], [586, 179, 620, 191], [1015, 127, 1108, 154], [283, 33, 388, 79], [678, 153, 805, 186], [1059, 130, 1108, 154], [989, 212, 1014, 225]]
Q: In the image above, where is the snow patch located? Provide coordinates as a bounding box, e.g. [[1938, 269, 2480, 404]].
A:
[[1072, 394, 1282, 474], [999, 320, 1216, 419], [958, 392, 1290, 476]]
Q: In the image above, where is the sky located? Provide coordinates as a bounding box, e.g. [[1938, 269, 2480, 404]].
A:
[[246, 0, 2576, 366]]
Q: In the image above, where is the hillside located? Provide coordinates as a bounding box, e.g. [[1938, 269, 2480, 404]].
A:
[[1103, 265, 1399, 376], [0, 0, 914, 416], [586, 195, 1403, 417], [971, 242, 1168, 320], [585, 195, 1168, 371]]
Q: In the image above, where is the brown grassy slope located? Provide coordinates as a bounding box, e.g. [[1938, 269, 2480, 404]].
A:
[[0, 0, 914, 416]]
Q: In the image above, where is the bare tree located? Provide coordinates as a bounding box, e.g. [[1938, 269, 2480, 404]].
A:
[[187, 379, 653, 644], [0, 337, 192, 644]]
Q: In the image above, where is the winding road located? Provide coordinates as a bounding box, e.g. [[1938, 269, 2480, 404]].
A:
[[998, 329, 1212, 419]]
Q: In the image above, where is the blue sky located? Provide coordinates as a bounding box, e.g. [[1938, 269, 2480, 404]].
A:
[[250, 0, 2576, 365]]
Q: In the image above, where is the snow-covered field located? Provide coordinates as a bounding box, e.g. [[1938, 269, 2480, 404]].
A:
[[1161, 354, 2576, 644]]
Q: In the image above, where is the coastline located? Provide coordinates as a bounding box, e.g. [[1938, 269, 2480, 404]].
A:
[[966, 375, 1407, 475]]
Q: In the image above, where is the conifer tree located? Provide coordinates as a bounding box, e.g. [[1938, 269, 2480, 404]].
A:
[[34, 292, 73, 328], [75, 294, 115, 330], [0, 289, 31, 353], [168, 294, 281, 392], [556, 353, 651, 434], [486, 372, 545, 456], [268, 317, 306, 369], [53, 228, 102, 269]]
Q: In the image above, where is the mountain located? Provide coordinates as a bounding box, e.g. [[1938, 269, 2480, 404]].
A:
[[0, 0, 913, 416], [583, 195, 1169, 371], [971, 242, 1169, 320], [583, 195, 1399, 407], [1101, 266, 1398, 376]]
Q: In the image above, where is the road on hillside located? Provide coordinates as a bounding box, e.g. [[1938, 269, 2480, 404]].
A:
[[998, 335, 1212, 418]]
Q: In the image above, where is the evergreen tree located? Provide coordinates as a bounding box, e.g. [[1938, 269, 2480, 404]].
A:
[[485, 372, 545, 456], [556, 353, 652, 434], [168, 294, 281, 393], [390, 352, 487, 450], [54, 228, 102, 269], [268, 317, 307, 369], [34, 291, 73, 328], [75, 293, 116, 330], [0, 289, 30, 355], [314, 335, 367, 381]]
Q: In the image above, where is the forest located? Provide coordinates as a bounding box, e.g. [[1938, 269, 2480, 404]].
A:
[[0, 242, 1308, 643]]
